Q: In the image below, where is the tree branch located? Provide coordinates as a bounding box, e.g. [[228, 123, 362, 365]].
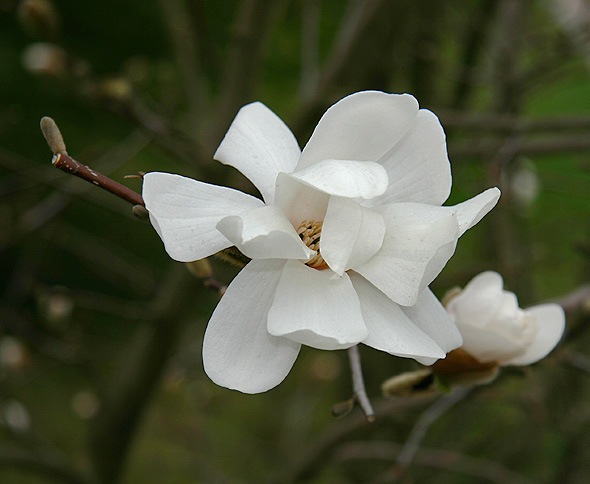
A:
[[0, 444, 94, 484], [88, 264, 203, 484]]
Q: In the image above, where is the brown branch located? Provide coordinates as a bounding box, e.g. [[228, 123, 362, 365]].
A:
[[157, 0, 206, 131], [334, 440, 537, 484], [263, 395, 438, 484], [449, 135, 590, 160], [51, 153, 144, 206], [289, 0, 386, 137], [440, 111, 590, 133], [211, 0, 283, 145], [88, 264, 203, 484], [41, 115, 144, 207]]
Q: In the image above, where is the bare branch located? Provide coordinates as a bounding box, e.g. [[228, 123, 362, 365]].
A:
[[51, 152, 144, 206], [88, 264, 203, 484], [387, 387, 471, 481], [157, 0, 206, 130], [0, 444, 94, 484], [212, 0, 283, 144], [334, 440, 537, 484], [348, 345, 375, 422]]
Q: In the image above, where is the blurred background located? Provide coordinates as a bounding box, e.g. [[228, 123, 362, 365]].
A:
[[1, 0, 589, 482]]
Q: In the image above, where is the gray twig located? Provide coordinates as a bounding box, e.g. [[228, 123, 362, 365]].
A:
[[348, 345, 375, 422]]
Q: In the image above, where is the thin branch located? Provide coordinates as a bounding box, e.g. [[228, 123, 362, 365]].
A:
[[263, 395, 438, 484], [298, 0, 321, 100], [289, 0, 386, 137], [347, 345, 375, 422], [43, 221, 156, 297], [439, 111, 590, 132], [211, 0, 282, 144], [561, 351, 590, 375], [157, 0, 206, 131], [40, 116, 144, 206], [51, 152, 144, 206], [449, 135, 590, 160], [0, 444, 94, 484], [88, 264, 203, 484], [387, 387, 472, 481], [334, 440, 537, 484]]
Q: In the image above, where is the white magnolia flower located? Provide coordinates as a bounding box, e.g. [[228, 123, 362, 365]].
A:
[[446, 271, 565, 365], [143, 91, 500, 393]]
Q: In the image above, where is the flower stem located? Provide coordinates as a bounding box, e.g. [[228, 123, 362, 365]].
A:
[[348, 345, 375, 422]]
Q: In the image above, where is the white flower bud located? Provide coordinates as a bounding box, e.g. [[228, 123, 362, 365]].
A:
[[446, 271, 565, 366]]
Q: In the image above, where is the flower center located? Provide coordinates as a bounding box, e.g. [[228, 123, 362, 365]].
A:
[[296, 220, 328, 270]]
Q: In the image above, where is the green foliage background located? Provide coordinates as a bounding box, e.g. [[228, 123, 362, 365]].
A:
[[0, 0, 589, 483]]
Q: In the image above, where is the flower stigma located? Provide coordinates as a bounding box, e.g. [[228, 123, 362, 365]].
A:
[[297, 220, 328, 270]]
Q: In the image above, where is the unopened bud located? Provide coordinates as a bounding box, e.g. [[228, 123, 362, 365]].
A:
[[185, 259, 213, 278], [132, 204, 149, 220], [17, 0, 60, 40], [331, 398, 355, 418], [22, 42, 67, 77], [382, 369, 436, 398]]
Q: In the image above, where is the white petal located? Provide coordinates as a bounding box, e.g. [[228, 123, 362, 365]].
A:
[[349, 273, 445, 359], [267, 260, 368, 350], [297, 91, 419, 170], [371, 109, 452, 206], [506, 304, 565, 366], [320, 197, 385, 276], [402, 288, 463, 365], [446, 271, 505, 328], [202, 259, 300, 394], [354, 203, 460, 306], [274, 172, 330, 227], [456, 322, 525, 364], [216, 205, 314, 261], [287, 159, 389, 199], [143, 172, 264, 262], [454, 188, 501, 236], [214, 102, 301, 204]]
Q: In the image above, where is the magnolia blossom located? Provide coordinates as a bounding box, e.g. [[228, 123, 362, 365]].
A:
[[143, 91, 500, 393], [446, 271, 565, 365]]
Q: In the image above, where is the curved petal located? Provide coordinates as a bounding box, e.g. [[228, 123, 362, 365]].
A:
[[506, 304, 565, 366], [354, 203, 460, 306], [288, 159, 389, 200], [216, 205, 314, 261], [214, 102, 301, 204], [267, 260, 367, 350], [202, 259, 300, 394], [456, 322, 525, 364], [143, 172, 264, 262], [274, 172, 330, 227], [320, 197, 385, 276], [349, 274, 445, 359], [402, 288, 463, 365], [297, 91, 419, 170], [454, 188, 501, 236], [446, 271, 505, 328], [371, 109, 452, 207]]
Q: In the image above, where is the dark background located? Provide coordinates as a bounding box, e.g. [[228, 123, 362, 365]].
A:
[[1, 0, 589, 483]]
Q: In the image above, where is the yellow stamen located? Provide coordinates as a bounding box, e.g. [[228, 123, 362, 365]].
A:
[[296, 220, 328, 270]]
